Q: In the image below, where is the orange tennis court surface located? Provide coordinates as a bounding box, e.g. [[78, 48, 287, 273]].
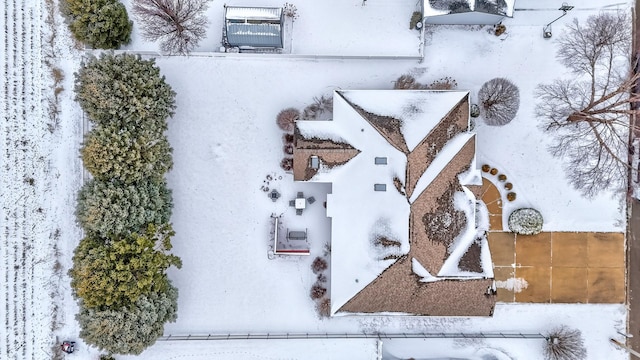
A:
[[489, 232, 625, 303]]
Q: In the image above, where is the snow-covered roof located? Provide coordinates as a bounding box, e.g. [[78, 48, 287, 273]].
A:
[[225, 6, 282, 21], [424, 0, 515, 23], [294, 90, 495, 316], [224, 6, 283, 48]]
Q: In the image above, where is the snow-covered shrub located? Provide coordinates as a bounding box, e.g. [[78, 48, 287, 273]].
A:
[[277, 108, 299, 131], [316, 297, 330, 318], [508, 208, 543, 235], [478, 77, 520, 126], [280, 157, 293, 171], [77, 283, 178, 355], [543, 325, 586, 360], [303, 95, 333, 120], [310, 283, 326, 300], [311, 257, 328, 274], [81, 125, 173, 183], [62, 0, 132, 49], [282, 133, 294, 144], [426, 76, 458, 90], [283, 2, 299, 21], [507, 192, 517, 201], [75, 53, 176, 129], [394, 74, 423, 90], [283, 144, 294, 155], [76, 179, 173, 237]]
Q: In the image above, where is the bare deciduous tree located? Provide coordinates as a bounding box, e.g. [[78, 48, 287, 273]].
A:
[[478, 77, 520, 126], [132, 0, 210, 54], [535, 12, 633, 197], [543, 325, 587, 360]]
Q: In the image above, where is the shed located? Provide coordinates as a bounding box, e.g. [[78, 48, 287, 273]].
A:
[[423, 0, 515, 25], [224, 6, 284, 49]]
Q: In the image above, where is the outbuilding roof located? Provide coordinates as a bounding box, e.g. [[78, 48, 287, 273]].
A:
[[224, 6, 283, 48]]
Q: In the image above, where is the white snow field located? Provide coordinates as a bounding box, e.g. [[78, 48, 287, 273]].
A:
[[0, 0, 83, 359], [0, 0, 634, 359]]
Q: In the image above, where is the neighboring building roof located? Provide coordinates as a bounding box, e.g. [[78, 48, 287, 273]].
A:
[[224, 6, 284, 48], [424, 0, 515, 24], [293, 90, 495, 316]]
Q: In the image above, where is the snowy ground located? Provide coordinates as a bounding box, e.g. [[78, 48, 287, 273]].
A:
[[0, 0, 633, 359], [0, 0, 83, 359], [120, 0, 423, 56]]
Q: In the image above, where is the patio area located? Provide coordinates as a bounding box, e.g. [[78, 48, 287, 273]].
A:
[[489, 232, 625, 304]]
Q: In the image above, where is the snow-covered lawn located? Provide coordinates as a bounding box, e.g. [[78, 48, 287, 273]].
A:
[[120, 0, 423, 56], [420, 19, 626, 232]]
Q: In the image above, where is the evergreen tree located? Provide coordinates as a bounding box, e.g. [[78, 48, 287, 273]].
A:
[[77, 283, 178, 355], [63, 0, 132, 49], [74, 53, 176, 128], [81, 125, 173, 183], [70, 224, 182, 309], [76, 178, 173, 237]]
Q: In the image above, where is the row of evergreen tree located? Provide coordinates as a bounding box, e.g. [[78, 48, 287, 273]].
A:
[[70, 53, 181, 355], [61, 0, 132, 49]]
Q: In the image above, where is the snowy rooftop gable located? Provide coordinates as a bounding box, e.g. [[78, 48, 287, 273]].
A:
[[297, 91, 410, 313], [424, 0, 515, 25], [294, 90, 495, 316], [224, 6, 284, 48]]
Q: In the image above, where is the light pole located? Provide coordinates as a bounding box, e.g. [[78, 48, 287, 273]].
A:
[[543, 3, 574, 38]]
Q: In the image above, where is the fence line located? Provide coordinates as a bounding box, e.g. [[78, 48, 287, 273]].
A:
[[103, 49, 423, 62], [158, 332, 546, 341]]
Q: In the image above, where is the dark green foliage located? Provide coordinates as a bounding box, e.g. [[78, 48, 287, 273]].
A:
[[76, 179, 173, 237], [74, 53, 176, 129], [69, 224, 182, 309], [78, 283, 178, 355], [63, 0, 132, 49], [81, 125, 173, 183]]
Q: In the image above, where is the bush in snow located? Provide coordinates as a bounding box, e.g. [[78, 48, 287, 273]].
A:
[[426, 76, 458, 90], [77, 283, 178, 355], [62, 0, 132, 49], [76, 179, 173, 237], [81, 125, 173, 184], [478, 78, 520, 126], [316, 297, 331, 318], [303, 95, 333, 120], [277, 108, 300, 132], [508, 208, 543, 235], [69, 224, 181, 309], [310, 283, 327, 300], [311, 257, 328, 274], [75, 53, 176, 129], [543, 325, 586, 360], [393, 74, 424, 90], [280, 157, 293, 171]]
